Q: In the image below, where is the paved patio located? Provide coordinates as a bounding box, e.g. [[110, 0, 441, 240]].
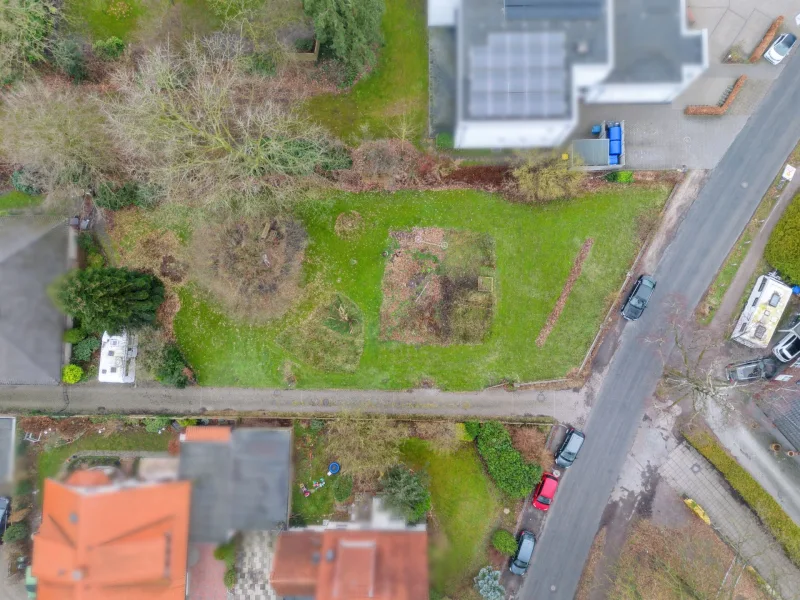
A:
[[231, 531, 278, 600], [660, 442, 800, 598]]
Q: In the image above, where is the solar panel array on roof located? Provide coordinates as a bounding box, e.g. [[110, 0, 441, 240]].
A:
[[504, 0, 604, 20], [468, 32, 568, 118]]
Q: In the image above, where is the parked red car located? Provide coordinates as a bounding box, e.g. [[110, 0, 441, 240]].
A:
[[532, 472, 559, 511]]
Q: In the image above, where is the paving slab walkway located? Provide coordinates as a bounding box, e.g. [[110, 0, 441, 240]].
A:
[[660, 442, 800, 599], [231, 531, 277, 600]]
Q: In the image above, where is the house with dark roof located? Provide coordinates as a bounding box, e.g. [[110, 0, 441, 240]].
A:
[[429, 0, 708, 148], [0, 217, 68, 385], [178, 426, 292, 543]]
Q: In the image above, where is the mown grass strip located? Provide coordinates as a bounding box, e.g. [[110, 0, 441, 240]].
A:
[[684, 430, 800, 568]]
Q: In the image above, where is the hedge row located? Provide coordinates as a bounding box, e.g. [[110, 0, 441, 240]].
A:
[[476, 422, 542, 498], [749, 17, 784, 63], [685, 430, 800, 568], [765, 192, 800, 283], [684, 76, 748, 116]]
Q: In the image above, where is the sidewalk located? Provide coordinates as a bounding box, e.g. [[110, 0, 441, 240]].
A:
[[660, 443, 800, 599], [711, 176, 800, 332]]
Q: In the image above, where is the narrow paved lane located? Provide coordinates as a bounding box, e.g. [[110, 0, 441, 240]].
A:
[[523, 56, 800, 599]]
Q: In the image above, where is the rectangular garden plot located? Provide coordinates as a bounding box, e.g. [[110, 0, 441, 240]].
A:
[[380, 228, 495, 345]]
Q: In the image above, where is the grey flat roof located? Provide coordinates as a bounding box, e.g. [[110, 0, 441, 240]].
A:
[[0, 417, 16, 484], [179, 428, 291, 543], [504, 0, 604, 20], [573, 138, 610, 166], [605, 0, 704, 83], [0, 218, 67, 385]]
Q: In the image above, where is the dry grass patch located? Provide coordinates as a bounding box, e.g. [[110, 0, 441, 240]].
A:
[[508, 424, 554, 471], [190, 218, 307, 321], [380, 227, 495, 345], [334, 210, 364, 239], [576, 527, 607, 600]]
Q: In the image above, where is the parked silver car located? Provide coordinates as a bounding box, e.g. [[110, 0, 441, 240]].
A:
[[765, 33, 797, 65]]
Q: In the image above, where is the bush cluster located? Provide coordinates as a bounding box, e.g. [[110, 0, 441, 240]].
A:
[[64, 328, 87, 344], [765, 193, 800, 284], [51, 38, 88, 82], [605, 170, 634, 183], [62, 364, 83, 384], [72, 336, 100, 361], [92, 36, 125, 60], [156, 343, 190, 388], [144, 416, 171, 433], [463, 421, 481, 441], [2, 522, 29, 544], [491, 529, 518, 556], [94, 182, 158, 210], [10, 169, 40, 195], [475, 422, 542, 498], [474, 566, 504, 600], [380, 465, 431, 523]]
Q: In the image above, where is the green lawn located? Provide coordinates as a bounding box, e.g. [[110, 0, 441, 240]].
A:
[[37, 430, 170, 491], [402, 438, 501, 596], [174, 186, 670, 390], [290, 423, 335, 526], [0, 191, 42, 215], [304, 0, 428, 143]]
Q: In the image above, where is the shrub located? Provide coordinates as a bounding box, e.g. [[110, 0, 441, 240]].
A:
[[492, 530, 517, 556], [435, 132, 454, 150], [332, 473, 353, 502], [605, 170, 634, 183], [63, 328, 87, 344], [214, 538, 238, 569], [62, 364, 83, 384], [765, 193, 800, 283], [309, 419, 326, 434], [685, 430, 800, 567], [53, 267, 165, 334], [294, 37, 315, 52], [512, 152, 585, 203], [244, 52, 276, 76], [380, 465, 431, 523], [94, 182, 140, 210], [463, 421, 481, 441], [223, 568, 236, 588], [51, 37, 88, 82], [144, 416, 171, 433], [2, 522, 29, 544], [476, 422, 542, 498], [177, 418, 198, 427], [10, 169, 41, 195], [72, 336, 100, 361], [15, 478, 33, 496], [92, 36, 125, 60], [76, 232, 99, 253], [156, 343, 190, 388], [474, 566, 504, 600]]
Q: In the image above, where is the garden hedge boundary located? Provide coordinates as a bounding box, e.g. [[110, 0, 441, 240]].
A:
[[749, 17, 784, 63], [684, 76, 748, 116], [685, 430, 800, 568]]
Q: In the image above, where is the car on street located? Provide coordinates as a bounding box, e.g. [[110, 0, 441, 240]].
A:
[[554, 427, 585, 469], [773, 328, 800, 362], [765, 33, 797, 65], [532, 472, 559, 511], [725, 357, 779, 382], [509, 530, 536, 575], [621, 275, 656, 321], [0, 496, 10, 540]]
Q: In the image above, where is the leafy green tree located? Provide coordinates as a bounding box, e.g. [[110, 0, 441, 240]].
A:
[[156, 343, 190, 388], [765, 194, 800, 283], [304, 0, 384, 77], [379, 465, 431, 523], [62, 364, 83, 384], [72, 336, 100, 361], [50, 37, 87, 82], [54, 267, 164, 334], [92, 36, 125, 60], [63, 328, 87, 344], [492, 530, 517, 556], [476, 422, 541, 498]]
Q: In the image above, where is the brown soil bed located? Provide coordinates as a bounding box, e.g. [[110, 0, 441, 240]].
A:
[[380, 227, 495, 345]]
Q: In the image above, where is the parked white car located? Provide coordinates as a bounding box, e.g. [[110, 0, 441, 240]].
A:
[[773, 327, 800, 362], [765, 33, 797, 65]]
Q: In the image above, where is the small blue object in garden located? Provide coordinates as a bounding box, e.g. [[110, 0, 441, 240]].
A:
[[591, 124, 602, 136], [328, 462, 340, 476], [793, 285, 800, 296]]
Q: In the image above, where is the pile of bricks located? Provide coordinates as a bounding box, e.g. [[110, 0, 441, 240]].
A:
[[749, 16, 784, 63], [684, 75, 748, 116]]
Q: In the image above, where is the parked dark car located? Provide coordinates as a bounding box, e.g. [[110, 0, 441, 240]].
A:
[[725, 357, 778, 382], [621, 275, 657, 321], [555, 427, 585, 469], [0, 496, 10, 541], [509, 530, 536, 575]]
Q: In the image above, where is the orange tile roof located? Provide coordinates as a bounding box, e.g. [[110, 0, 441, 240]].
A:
[[32, 474, 191, 600], [183, 426, 231, 443], [65, 470, 111, 487], [271, 529, 429, 600]]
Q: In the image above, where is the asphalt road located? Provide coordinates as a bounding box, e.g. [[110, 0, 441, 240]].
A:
[[522, 57, 800, 599]]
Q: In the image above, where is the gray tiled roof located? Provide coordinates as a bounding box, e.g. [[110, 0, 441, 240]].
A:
[[179, 428, 291, 543], [0, 218, 67, 385]]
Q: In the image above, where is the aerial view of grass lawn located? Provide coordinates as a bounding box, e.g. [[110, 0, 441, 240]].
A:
[[0, 191, 42, 215], [173, 185, 671, 390], [402, 437, 502, 598], [304, 0, 428, 143]]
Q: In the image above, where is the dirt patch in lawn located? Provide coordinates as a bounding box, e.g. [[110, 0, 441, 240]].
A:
[[380, 228, 496, 345], [508, 424, 554, 471], [536, 239, 594, 347], [334, 211, 364, 239], [191, 218, 307, 321]]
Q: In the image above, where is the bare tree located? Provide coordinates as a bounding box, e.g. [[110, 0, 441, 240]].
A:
[[103, 38, 347, 218]]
